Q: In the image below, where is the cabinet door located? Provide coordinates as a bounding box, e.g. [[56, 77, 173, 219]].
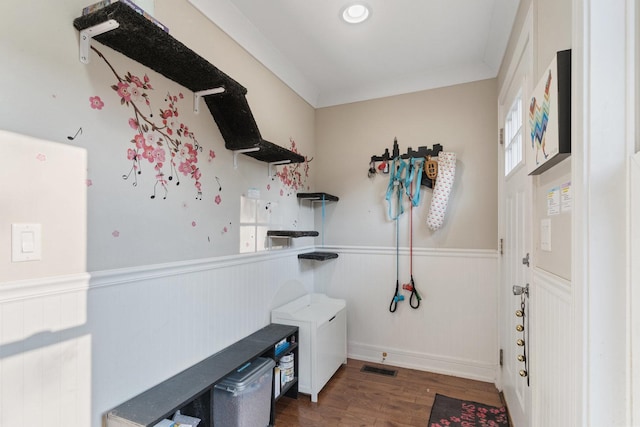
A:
[[316, 308, 347, 390]]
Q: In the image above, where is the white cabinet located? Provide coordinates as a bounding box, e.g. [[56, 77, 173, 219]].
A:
[[271, 293, 347, 402]]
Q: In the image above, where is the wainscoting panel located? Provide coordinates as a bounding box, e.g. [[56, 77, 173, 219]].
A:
[[0, 251, 313, 427], [1, 246, 500, 427], [0, 277, 92, 427], [530, 268, 574, 427], [314, 246, 500, 382]]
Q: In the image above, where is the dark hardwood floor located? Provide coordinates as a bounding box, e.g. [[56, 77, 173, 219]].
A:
[[275, 358, 505, 426]]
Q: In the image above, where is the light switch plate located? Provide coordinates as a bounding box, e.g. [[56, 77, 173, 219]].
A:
[[12, 223, 42, 262]]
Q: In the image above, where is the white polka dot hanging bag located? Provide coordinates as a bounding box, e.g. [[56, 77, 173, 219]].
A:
[[426, 152, 456, 231]]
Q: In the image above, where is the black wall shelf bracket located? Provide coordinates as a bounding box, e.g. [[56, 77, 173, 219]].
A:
[[79, 20, 119, 64], [193, 87, 225, 114]]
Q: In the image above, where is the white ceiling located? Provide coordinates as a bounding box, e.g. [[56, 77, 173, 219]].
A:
[[188, 0, 520, 108]]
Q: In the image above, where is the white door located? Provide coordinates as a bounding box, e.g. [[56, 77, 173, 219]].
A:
[[498, 13, 532, 427]]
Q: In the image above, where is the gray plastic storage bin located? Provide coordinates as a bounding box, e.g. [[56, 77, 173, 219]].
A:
[[213, 357, 275, 427]]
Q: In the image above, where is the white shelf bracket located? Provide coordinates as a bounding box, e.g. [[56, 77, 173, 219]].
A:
[[193, 87, 226, 113], [269, 160, 291, 177], [79, 20, 120, 64], [233, 147, 260, 169]]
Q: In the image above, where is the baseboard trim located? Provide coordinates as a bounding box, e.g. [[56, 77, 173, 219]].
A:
[[348, 341, 498, 384]]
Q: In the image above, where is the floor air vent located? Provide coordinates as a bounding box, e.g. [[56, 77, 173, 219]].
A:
[[360, 365, 397, 377]]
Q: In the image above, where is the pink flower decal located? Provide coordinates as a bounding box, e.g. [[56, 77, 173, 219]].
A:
[[90, 96, 104, 110], [275, 137, 311, 192], [95, 47, 208, 200], [86, 179, 93, 187], [115, 81, 132, 103], [215, 195, 222, 205], [152, 147, 165, 163], [128, 74, 144, 88], [141, 143, 155, 163], [192, 221, 196, 227], [36, 153, 46, 161], [112, 230, 120, 237]]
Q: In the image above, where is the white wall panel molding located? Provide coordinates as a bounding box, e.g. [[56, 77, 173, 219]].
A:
[[349, 341, 497, 383], [88, 246, 314, 289], [532, 267, 571, 295], [314, 248, 500, 386], [321, 245, 498, 259], [0, 273, 90, 303], [531, 267, 574, 427]]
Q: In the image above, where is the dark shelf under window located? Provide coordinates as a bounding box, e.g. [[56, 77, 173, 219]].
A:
[[297, 251, 339, 261], [297, 192, 339, 202], [266, 230, 319, 238]]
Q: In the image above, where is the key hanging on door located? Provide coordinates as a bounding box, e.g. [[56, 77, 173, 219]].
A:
[[516, 292, 530, 385]]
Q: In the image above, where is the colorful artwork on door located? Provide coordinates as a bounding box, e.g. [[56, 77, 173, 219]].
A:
[[526, 49, 571, 175]]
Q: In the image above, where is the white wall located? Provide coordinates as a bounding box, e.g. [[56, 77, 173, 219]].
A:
[[0, 132, 90, 427], [0, 1, 504, 425], [316, 247, 499, 381], [0, 0, 316, 272], [313, 75, 501, 385], [315, 79, 499, 251]]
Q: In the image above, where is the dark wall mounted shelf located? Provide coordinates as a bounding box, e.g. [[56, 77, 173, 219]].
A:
[[266, 230, 319, 238], [297, 192, 340, 202], [295, 192, 339, 261], [297, 251, 339, 261], [73, 3, 304, 165]]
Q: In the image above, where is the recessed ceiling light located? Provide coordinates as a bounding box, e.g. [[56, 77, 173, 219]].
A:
[[342, 3, 370, 24]]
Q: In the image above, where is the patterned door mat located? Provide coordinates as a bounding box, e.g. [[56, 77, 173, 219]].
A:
[[428, 393, 510, 427]]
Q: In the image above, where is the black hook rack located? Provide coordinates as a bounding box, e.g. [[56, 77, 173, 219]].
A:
[[369, 138, 443, 188]]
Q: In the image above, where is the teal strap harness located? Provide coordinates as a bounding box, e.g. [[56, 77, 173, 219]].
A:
[[385, 157, 407, 220]]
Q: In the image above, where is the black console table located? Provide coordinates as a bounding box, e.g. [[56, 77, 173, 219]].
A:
[[106, 323, 299, 427]]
